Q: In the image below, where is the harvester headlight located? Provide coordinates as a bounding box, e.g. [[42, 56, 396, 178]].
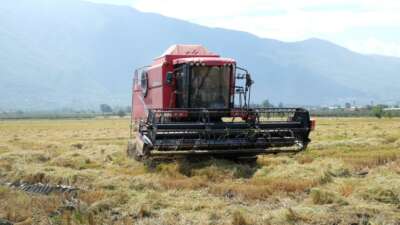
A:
[[201, 62, 206, 66]]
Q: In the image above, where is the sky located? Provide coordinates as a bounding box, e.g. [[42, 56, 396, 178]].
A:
[[87, 0, 400, 57]]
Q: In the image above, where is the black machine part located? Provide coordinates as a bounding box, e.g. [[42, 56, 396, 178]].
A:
[[130, 107, 312, 160]]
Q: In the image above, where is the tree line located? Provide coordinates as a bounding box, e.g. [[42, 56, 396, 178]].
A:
[[99, 104, 131, 117]]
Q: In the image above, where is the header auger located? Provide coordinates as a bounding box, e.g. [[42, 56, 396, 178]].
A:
[[128, 45, 315, 161]]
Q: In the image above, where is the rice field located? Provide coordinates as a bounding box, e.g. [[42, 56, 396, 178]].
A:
[[0, 117, 399, 225]]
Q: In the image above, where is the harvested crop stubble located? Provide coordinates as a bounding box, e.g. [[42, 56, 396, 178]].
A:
[[0, 118, 399, 224]]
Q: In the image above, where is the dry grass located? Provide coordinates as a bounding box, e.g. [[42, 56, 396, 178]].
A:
[[79, 190, 107, 205], [0, 186, 63, 223], [231, 211, 251, 225], [296, 154, 314, 164], [338, 182, 355, 197], [342, 151, 399, 170], [310, 188, 348, 205], [0, 117, 400, 224]]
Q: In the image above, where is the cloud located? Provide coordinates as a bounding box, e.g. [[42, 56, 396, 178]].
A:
[[130, 0, 400, 57], [133, 0, 400, 38], [86, 0, 134, 6], [345, 38, 400, 57]]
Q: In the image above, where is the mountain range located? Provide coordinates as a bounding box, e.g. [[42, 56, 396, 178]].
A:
[[1, 0, 400, 110]]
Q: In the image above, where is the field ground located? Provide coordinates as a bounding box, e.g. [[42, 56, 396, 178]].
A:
[[0, 117, 399, 225]]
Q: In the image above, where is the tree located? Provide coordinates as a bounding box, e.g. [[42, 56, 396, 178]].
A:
[[262, 99, 274, 108], [117, 109, 126, 118], [100, 104, 113, 115], [386, 111, 393, 119], [372, 105, 383, 119], [125, 106, 132, 113]]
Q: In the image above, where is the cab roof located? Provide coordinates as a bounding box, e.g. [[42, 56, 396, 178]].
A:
[[160, 44, 218, 57], [153, 44, 235, 66]]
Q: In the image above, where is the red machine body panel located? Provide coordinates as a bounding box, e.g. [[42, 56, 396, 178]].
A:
[[132, 45, 236, 121]]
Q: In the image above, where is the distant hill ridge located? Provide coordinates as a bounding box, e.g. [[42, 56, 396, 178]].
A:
[[1, 0, 399, 110]]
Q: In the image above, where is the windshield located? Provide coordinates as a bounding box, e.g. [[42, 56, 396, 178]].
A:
[[189, 66, 231, 108]]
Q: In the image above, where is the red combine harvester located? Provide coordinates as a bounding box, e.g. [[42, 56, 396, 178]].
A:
[[128, 45, 315, 161]]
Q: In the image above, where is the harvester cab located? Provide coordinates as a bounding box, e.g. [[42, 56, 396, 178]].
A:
[[128, 45, 314, 161]]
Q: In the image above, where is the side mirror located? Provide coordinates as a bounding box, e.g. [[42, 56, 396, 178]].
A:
[[166, 71, 174, 85]]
